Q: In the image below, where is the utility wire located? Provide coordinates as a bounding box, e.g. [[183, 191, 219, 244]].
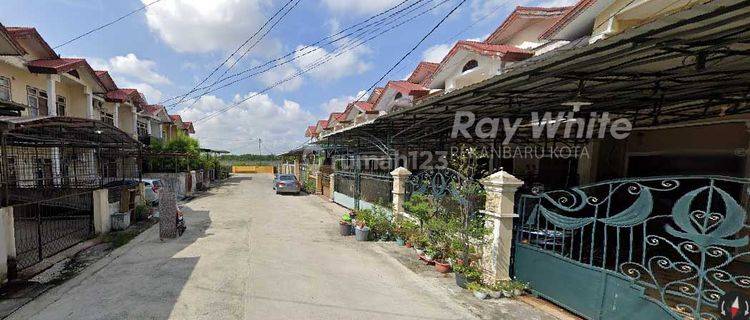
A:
[[353, 0, 468, 103], [192, 0, 461, 123], [162, 0, 423, 109], [54, 0, 165, 49], [168, 0, 299, 107], [170, 0, 447, 113]]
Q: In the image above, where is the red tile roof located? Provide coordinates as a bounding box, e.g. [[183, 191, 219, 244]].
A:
[[305, 125, 318, 137], [540, 0, 596, 39], [367, 87, 384, 104], [485, 6, 570, 44], [95, 70, 118, 91], [406, 62, 440, 85], [327, 112, 343, 127], [316, 120, 329, 130], [0, 23, 25, 55], [170, 115, 183, 123], [182, 121, 195, 134], [425, 41, 533, 87], [27, 58, 86, 74], [6, 27, 57, 59], [142, 104, 161, 116], [390, 80, 429, 95], [353, 101, 376, 113]]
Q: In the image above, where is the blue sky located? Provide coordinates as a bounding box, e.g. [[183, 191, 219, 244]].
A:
[[0, 0, 573, 154]]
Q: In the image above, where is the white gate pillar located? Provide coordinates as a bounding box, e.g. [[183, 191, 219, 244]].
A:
[[0, 207, 14, 283], [93, 188, 110, 234], [390, 167, 411, 218], [480, 170, 523, 283]]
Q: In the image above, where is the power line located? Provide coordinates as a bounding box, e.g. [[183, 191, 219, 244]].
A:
[[163, 0, 427, 110], [189, 0, 454, 122], [353, 0, 468, 103], [171, 0, 449, 115], [167, 0, 299, 107], [54, 0, 165, 49]]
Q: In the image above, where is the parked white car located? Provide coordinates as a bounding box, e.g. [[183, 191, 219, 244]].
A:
[[142, 179, 163, 205]]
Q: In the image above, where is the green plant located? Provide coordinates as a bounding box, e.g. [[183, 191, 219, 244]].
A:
[[135, 204, 150, 221], [467, 282, 487, 292], [395, 219, 417, 240], [454, 264, 482, 282], [303, 178, 316, 193], [402, 193, 435, 226]]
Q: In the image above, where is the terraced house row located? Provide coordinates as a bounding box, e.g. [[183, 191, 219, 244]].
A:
[[0, 23, 194, 143]]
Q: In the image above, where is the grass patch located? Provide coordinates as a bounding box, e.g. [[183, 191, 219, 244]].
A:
[[101, 229, 140, 248]]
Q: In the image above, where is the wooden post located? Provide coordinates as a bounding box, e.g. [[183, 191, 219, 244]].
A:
[[479, 170, 523, 283]]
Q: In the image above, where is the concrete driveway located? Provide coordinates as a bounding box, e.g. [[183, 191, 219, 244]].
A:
[[9, 174, 472, 319]]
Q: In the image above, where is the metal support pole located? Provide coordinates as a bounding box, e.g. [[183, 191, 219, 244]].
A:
[[1, 131, 8, 207]]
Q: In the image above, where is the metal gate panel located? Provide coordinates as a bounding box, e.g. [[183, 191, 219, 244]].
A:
[[13, 191, 94, 270], [513, 176, 750, 320]]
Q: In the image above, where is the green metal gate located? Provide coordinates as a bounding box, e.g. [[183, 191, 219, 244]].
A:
[[514, 176, 750, 320]]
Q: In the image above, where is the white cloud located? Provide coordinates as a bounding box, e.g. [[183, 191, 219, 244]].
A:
[[321, 0, 402, 15], [88, 54, 170, 102], [319, 90, 367, 117], [469, 0, 530, 21], [294, 44, 371, 81], [537, 0, 578, 7], [141, 0, 280, 55], [422, 43, 452, 63], [107, 53, 171, 85], [257, 63, 303, 92], [123, 82, 164, 102], [181, 93, 316, 154]]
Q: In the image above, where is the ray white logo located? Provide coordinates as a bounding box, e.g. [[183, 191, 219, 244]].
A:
[[450, 110, 632, 144]]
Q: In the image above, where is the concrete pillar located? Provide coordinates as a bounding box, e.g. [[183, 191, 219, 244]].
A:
[[46, 74, 59, 116], [315, 171, 323, 194], [329, 172, 335, 201], [147, 119, 153, 135], [85, 86, 94, 119], [293, 159, 300, 181], [390, 167, 411, 218], [0, 207, 14, 283], [131, 105, 138, 137], [113, 103, 120, 128], [479, 170, 523, 283], [93, 188, 111, 234]]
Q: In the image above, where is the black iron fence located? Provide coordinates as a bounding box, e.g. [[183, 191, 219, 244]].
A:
[[13, 190, 94, 270]]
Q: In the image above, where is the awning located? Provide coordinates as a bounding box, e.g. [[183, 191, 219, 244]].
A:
[[322, 0, 750, 150], [0, 116, 141, 149]]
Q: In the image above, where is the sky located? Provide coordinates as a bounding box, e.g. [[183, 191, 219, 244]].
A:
[[0, 0, 576, 154]]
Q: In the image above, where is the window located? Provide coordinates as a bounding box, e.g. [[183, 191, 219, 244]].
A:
[[0, 76, 10, 102], [394, 92, 403, 100], [56, 95, 66, 116], [462, 60, 478, 73], [27, 86, 48, 116], [101, 112, 114, 125], [137, 121, 148, 136]]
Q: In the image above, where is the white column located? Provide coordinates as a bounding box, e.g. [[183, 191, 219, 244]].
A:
[[113, 103, 120, 128], [93, 189, 110, 234], [390, 167, 411, 218], [132, 105, 137, 137], [46, 74, 59, 116], [146, 119, 153, 135], [0, 207, 14, 283], [85, 86, 94, 119], [479, 170, 524, 283]]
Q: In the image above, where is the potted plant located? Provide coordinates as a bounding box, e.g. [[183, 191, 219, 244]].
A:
[[467, 282, 488, 300], [434, 260, 451, 273], [488, 281, 505, 299], [339, 213, 353, 236], [454, 264, 481, 289], [355, 223, 370, 241]]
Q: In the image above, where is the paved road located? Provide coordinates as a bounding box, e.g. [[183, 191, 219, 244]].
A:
[[10, 174, 471, 319]]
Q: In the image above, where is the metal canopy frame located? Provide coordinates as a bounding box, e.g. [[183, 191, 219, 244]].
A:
[[320, 0, 750, 153]]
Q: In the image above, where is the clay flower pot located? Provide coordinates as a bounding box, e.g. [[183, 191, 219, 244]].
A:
[[434, 261, 452, 273], [405, 242, 413, 248]]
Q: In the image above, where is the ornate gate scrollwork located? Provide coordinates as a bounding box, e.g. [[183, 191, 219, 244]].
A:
[[516, 176, 750, 320]]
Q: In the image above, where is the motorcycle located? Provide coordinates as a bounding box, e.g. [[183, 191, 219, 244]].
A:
[[176, 204, 186, 236]]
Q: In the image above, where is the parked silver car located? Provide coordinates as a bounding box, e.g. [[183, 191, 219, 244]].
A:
[[274, 174, 300, 194]]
